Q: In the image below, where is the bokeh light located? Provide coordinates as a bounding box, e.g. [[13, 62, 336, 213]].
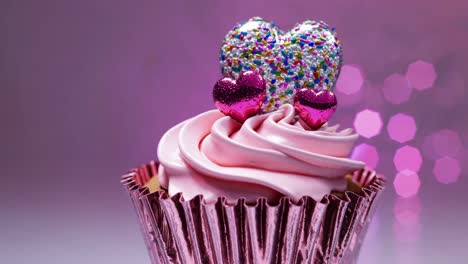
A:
[[336, 64, 365, 95], [353, 109, 383, 138], [393, 170, 421, 198], [406, 60, 437, 91], [335, 84, 364, 107], [433, 156, 461, 184], [393, 145, 423, 172], [382, 73, 412, 104], [432, 129, 462, 158], [394, 196, 421, 227], [387, 113, 417, 143], [351, 143, 379, 169], [393, 197, 422, 243]]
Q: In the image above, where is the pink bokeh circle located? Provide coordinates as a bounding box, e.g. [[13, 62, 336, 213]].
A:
[[336, 64, 365, 95], [353, 109, 383, 139], [406, 60, 437, 91], [351, 143, 379, 169], [393, 145, 423, 172], [387, 113, 417, 143], [393, 170, 421, 198], [433, 156, 461, 184], [431, 129, 462, 158]]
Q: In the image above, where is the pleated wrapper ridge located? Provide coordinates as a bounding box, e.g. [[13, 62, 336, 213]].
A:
[[121, 161, 385, 264]]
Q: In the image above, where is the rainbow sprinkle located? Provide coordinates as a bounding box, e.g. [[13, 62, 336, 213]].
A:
[[220, 17, 343, 112]]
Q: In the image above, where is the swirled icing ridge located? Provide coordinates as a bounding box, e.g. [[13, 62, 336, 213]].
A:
[[157, 104, 364, 203]]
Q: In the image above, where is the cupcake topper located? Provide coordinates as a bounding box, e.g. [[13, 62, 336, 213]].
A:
[[213, 71, 266, 123], [294, 88, 337, 129], [214, 17, 342, 128], [220, 17, 343, 113]]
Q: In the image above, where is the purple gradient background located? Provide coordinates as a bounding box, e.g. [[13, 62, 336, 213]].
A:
[[1, 0, 467, 263]]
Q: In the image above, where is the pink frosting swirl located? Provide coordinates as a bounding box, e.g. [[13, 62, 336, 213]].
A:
[[157, 104, 364, 203]]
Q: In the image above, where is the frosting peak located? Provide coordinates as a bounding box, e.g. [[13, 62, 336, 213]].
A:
[[158, 104, 364, 203]]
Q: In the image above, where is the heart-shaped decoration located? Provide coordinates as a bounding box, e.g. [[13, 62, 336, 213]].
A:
[[294, 88, 337, 129], [213, 71, 266, 123], [220, 17, 343, 113]]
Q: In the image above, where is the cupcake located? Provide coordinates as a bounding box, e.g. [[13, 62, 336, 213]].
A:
[[122, 17, 385, 264]]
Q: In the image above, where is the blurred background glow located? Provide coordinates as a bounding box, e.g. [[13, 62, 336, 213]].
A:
[[434, 157, 461, 184], [336, 64, 365, 95], [383, 73, 413, 104], [393, 145, 423, 172], [393, 170, 421, 198], [387, 113, 417, 143], [393, 196, 422, 242], [1, 0, 467, 263], [432, 129, 462, 158], [406, 60, 437, 91], [351, 143, 379, 170], [353, 109, 383, 138]]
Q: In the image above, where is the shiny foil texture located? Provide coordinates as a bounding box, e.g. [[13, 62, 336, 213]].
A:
[[122, 161, 385, 264], [213, 71, 266, 123], [294, 88, 338, 129]]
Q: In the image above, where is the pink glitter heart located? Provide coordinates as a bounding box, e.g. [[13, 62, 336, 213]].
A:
[[213, 71, 266, 123], [294, 88, 337, 129]]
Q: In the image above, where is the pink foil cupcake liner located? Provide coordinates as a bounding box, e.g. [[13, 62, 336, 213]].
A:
[[121, 161, 385, 264]]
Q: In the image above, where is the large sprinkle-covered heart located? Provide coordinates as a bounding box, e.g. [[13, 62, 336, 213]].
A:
[[220, 17, 343, 113], [294, 88, 337, 129], [213, 71, 266, 123]]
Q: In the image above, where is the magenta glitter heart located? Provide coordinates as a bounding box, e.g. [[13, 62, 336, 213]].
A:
[[294, 88, 337, 129], [213, 71, 266, 123]]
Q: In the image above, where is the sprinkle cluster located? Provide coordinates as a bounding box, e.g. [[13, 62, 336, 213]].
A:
[[220, 17, 343, 112]]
